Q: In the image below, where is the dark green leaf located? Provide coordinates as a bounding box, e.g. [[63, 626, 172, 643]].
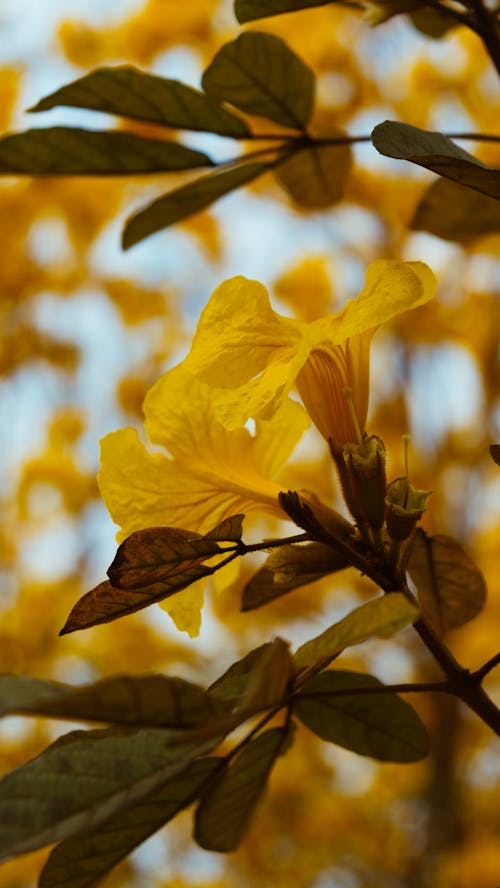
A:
[[294, 594, 419, 674], [407, 529, 486, 637], [412, 177, 500, 243], [0, 673, 229, 727], [39, 757, 222, 888], [490, 444, 500, 466], [372, 121, 500, 201], [194, 727, 290, 851], [276, 139, 352, 208], [0, 726, 219, 861], [202, 32, 314, 130], [0, 128, 212, 175], [30, 66, 250, 137], [408, 6, 458, 38], [122, 160, 269, 248], [294, 670, 429, 761], [235, 0, 333, 22], [209, 638, 294, 715], [242, 542, 349, 610]]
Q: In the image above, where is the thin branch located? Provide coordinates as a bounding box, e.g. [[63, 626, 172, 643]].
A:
[[468, 0, 500, 75], [471, 652, 500, 683], [296, 680, 452, 698], [421, 0, 482, 32], [240, 532, 312, 554], [241, 132, 500, 146]]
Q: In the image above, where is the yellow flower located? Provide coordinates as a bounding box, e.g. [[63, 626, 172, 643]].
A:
[[184, 260, 435, 445], [98, 363, 309, 636]]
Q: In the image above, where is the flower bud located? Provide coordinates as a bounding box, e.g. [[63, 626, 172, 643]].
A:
[[331, 435, 387, 530]]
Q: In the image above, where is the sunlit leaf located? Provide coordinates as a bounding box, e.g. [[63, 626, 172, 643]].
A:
[[490, 444, 500, 466], [29, 66, 250, 137], [0, 128, 212, 175], [294, 670, 429, 761], [39, 757, 222, 888], [275, 138, 352, 208], [412, 177, 500, 242], [372, 121, 500, 201], [202, 32, 315, 130], [294, 594, 419, 673], [209, 638, 294, 715], [194, 727, 290, 851], [0, 727, 219, 860], [242, 542, 349, 610], [122, 161, 270, 248], [0, 673, 228, 727], [407, 529, 487, 637], [235, 0, 334, 21]]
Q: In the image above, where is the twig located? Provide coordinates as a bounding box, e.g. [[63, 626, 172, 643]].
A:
[[471, 651, 500, 683]]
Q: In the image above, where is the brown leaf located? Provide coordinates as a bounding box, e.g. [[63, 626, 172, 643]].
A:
[[107, 527, 220, 590], [61, 521, 246, 633], [489, 444, 500, 467], [407, 529, 487, 637]]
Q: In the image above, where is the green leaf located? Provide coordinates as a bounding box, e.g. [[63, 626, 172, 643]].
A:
[[235, 0, 333, 22], [209, 638, 294, 717], [276, 139, 352, 208], [294, 670, 429, 762], [412, 177, 500, 243], [122, 160, 269, 249], [0, 128, 212, 175], [372, 121, 500, 201], [29, 66, 250, 137], [202, 32, 315, 130], [408, 6, 458, 38], [39, 757, 222, 888], [194, 727, 290, 851], [0, 726, 220, 861], [294, 594, 419, 674], [242, 542, 349, 610], [0, 673, 228, 728], [490, 444, 500, 467], [407, 529, 486, 637]]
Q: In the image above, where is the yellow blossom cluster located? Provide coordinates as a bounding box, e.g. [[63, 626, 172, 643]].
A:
[[99, 260, 435, 634]]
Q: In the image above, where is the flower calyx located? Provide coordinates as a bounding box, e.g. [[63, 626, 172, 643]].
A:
[[385, 477, 432, 542], [330, 434, 387, 535]]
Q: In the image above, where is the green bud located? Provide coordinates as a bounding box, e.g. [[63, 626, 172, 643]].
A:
[[385, 477, 432, 541]]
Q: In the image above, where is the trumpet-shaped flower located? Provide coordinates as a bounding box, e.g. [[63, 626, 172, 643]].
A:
[[183, 260, 435, 444], [98, 363, 309, 635]]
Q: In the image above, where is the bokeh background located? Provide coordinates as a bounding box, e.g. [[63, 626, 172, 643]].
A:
[[1, 1, 499, 885]]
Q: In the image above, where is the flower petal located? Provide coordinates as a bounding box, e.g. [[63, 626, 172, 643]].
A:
[[309, 260, 435, 346], [159, 585, 204, 638], [254, 397, 310, 478], [98, 427, 177, 542], [185, 275, 300, 387]]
